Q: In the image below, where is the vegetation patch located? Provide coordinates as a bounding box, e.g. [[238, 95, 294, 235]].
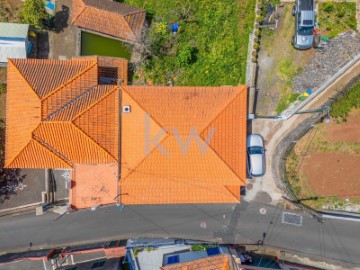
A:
[[318, 2, 356, 38], [191, 243, 217, 251], [124, 0, 256, 85], [275, 92, 299, 114], [330, 79, 360, 122]]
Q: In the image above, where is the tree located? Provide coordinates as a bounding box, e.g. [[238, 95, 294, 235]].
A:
[[19, 0, 48, 30]]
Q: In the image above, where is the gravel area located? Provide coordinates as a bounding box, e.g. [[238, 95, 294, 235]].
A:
[[293, 31, 360, 93]]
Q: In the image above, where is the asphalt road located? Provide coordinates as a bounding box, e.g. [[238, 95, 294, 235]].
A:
[[0, 201, 359, 268]]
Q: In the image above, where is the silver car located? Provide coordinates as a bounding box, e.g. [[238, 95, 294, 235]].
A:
[[247, 134, 265, 177], [292, 0, 315, 50]]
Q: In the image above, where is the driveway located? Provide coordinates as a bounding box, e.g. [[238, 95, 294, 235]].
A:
[[0, 169, 45, 210]]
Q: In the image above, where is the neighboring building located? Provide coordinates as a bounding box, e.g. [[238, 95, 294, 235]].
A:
[[0, 240, 126, 270], [0, 23, 30, 67], [4, 57, 247, 209], [72, 0, 146, 42], [126, 239, 231, 270]]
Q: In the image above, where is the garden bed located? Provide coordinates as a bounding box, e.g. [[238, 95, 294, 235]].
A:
[[123, 0, 256, 85], [318, 1, 356, 39]]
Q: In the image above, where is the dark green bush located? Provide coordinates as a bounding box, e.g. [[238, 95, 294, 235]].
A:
[[330, 80, 360, 121]]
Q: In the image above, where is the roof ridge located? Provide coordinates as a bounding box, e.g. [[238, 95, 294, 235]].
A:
[[45, 85, 99, 121], [122, 86, 168, 133], [70, 122, 118, 162], [123, 9, 145, 17], [201, 139, 246, 186], [200, 86, 246, 134], [72, 0, 87, 24], [224, 185, 241, 202], [120, 135, 170, 184], [41, 59, 98, 101], [32, 130, 73, 166], [7, 59, 41, 100], [5, 139, 72, 168], [118, 15, 137, 41], [72, 85, 118, 122]]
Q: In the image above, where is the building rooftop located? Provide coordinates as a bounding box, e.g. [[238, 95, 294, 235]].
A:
[[0, 23, 29, 63], [72, 0, 146, 42], [5, 57, 247, 208]]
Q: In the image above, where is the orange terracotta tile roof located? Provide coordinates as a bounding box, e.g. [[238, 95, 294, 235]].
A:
[[72, 0, 145, 42], [5, 57, 127, 169], [119, 85, 247, 205], [5, 57, 247, 207], [161, 254, 230, 270], [70, 163, 118, 209]]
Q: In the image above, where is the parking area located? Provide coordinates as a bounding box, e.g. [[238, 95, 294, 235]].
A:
[[0, 169, 69, 211], [0, 169, 45, 210]]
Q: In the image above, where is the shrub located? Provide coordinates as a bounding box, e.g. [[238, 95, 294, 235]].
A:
[[254, 30, 260, 36], [323, 2, 334, 13], [254, 37, 259, 43], [251, 57, 257, 63], [0, 84, 6, 94], [252, 51, 257, 57], [253, 43, 259, 49], [176, 44, 197, 67], [19, 0, 48, 30], [330, 80, 360, 121]]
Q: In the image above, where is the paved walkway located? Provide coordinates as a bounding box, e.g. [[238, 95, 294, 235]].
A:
[[49, 0, 79, 59]]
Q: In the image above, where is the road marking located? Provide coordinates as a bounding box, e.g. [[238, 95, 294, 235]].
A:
[[259, 208, 267, 215], [282, 212, 303, 226], [200, 221, 207, 229]]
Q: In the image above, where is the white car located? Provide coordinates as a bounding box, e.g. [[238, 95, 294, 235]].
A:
[[247, 134, 265, 177]]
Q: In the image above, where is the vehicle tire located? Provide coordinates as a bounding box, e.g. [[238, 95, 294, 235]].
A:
[[291, 36, 295, 46], [292, 6, 295, 16]]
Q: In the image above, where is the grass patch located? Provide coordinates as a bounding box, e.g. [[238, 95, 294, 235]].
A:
[[0, 84, 6, 95], [330, 79, 360, 121], [276, 92, 299, 114], [318, 2, 356, 38], [124, 0, 256, 85], [274, 59, 302, 114]]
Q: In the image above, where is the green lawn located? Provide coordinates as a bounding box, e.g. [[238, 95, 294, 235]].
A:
[[318, 2, 357, 38], [124, 0, 256, 85]]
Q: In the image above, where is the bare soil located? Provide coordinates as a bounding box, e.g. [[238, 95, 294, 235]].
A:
[[0, 0, 22, 22], [293, 109, 360, 201], [302, 152, 360, 200], [326, 110, 360, 143], [0, 94, 5, 120]]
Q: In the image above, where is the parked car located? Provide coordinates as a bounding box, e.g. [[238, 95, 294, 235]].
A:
[[291, 0, 315, 50], [247, 134, 265, 177]]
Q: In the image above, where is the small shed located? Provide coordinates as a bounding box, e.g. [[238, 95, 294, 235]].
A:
[[0, 23, 30, 67]]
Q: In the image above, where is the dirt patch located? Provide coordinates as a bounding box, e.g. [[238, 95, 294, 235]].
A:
[[0, 67, 6, 84], [0, 0, 22, 22], [50, 0, 78, 59], [256, 4, 314, 115], [0, 94, 6, 120], [325, 109, 360, 143], [302, 152, 360, 200], [288, 107, 360, 209]]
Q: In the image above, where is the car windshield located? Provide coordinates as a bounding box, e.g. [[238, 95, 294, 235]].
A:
[[298, 26, 314, 36], [248, 146, 263, 155]]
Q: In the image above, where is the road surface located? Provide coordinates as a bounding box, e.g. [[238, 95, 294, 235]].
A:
[[0, 202, 359, 268]]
